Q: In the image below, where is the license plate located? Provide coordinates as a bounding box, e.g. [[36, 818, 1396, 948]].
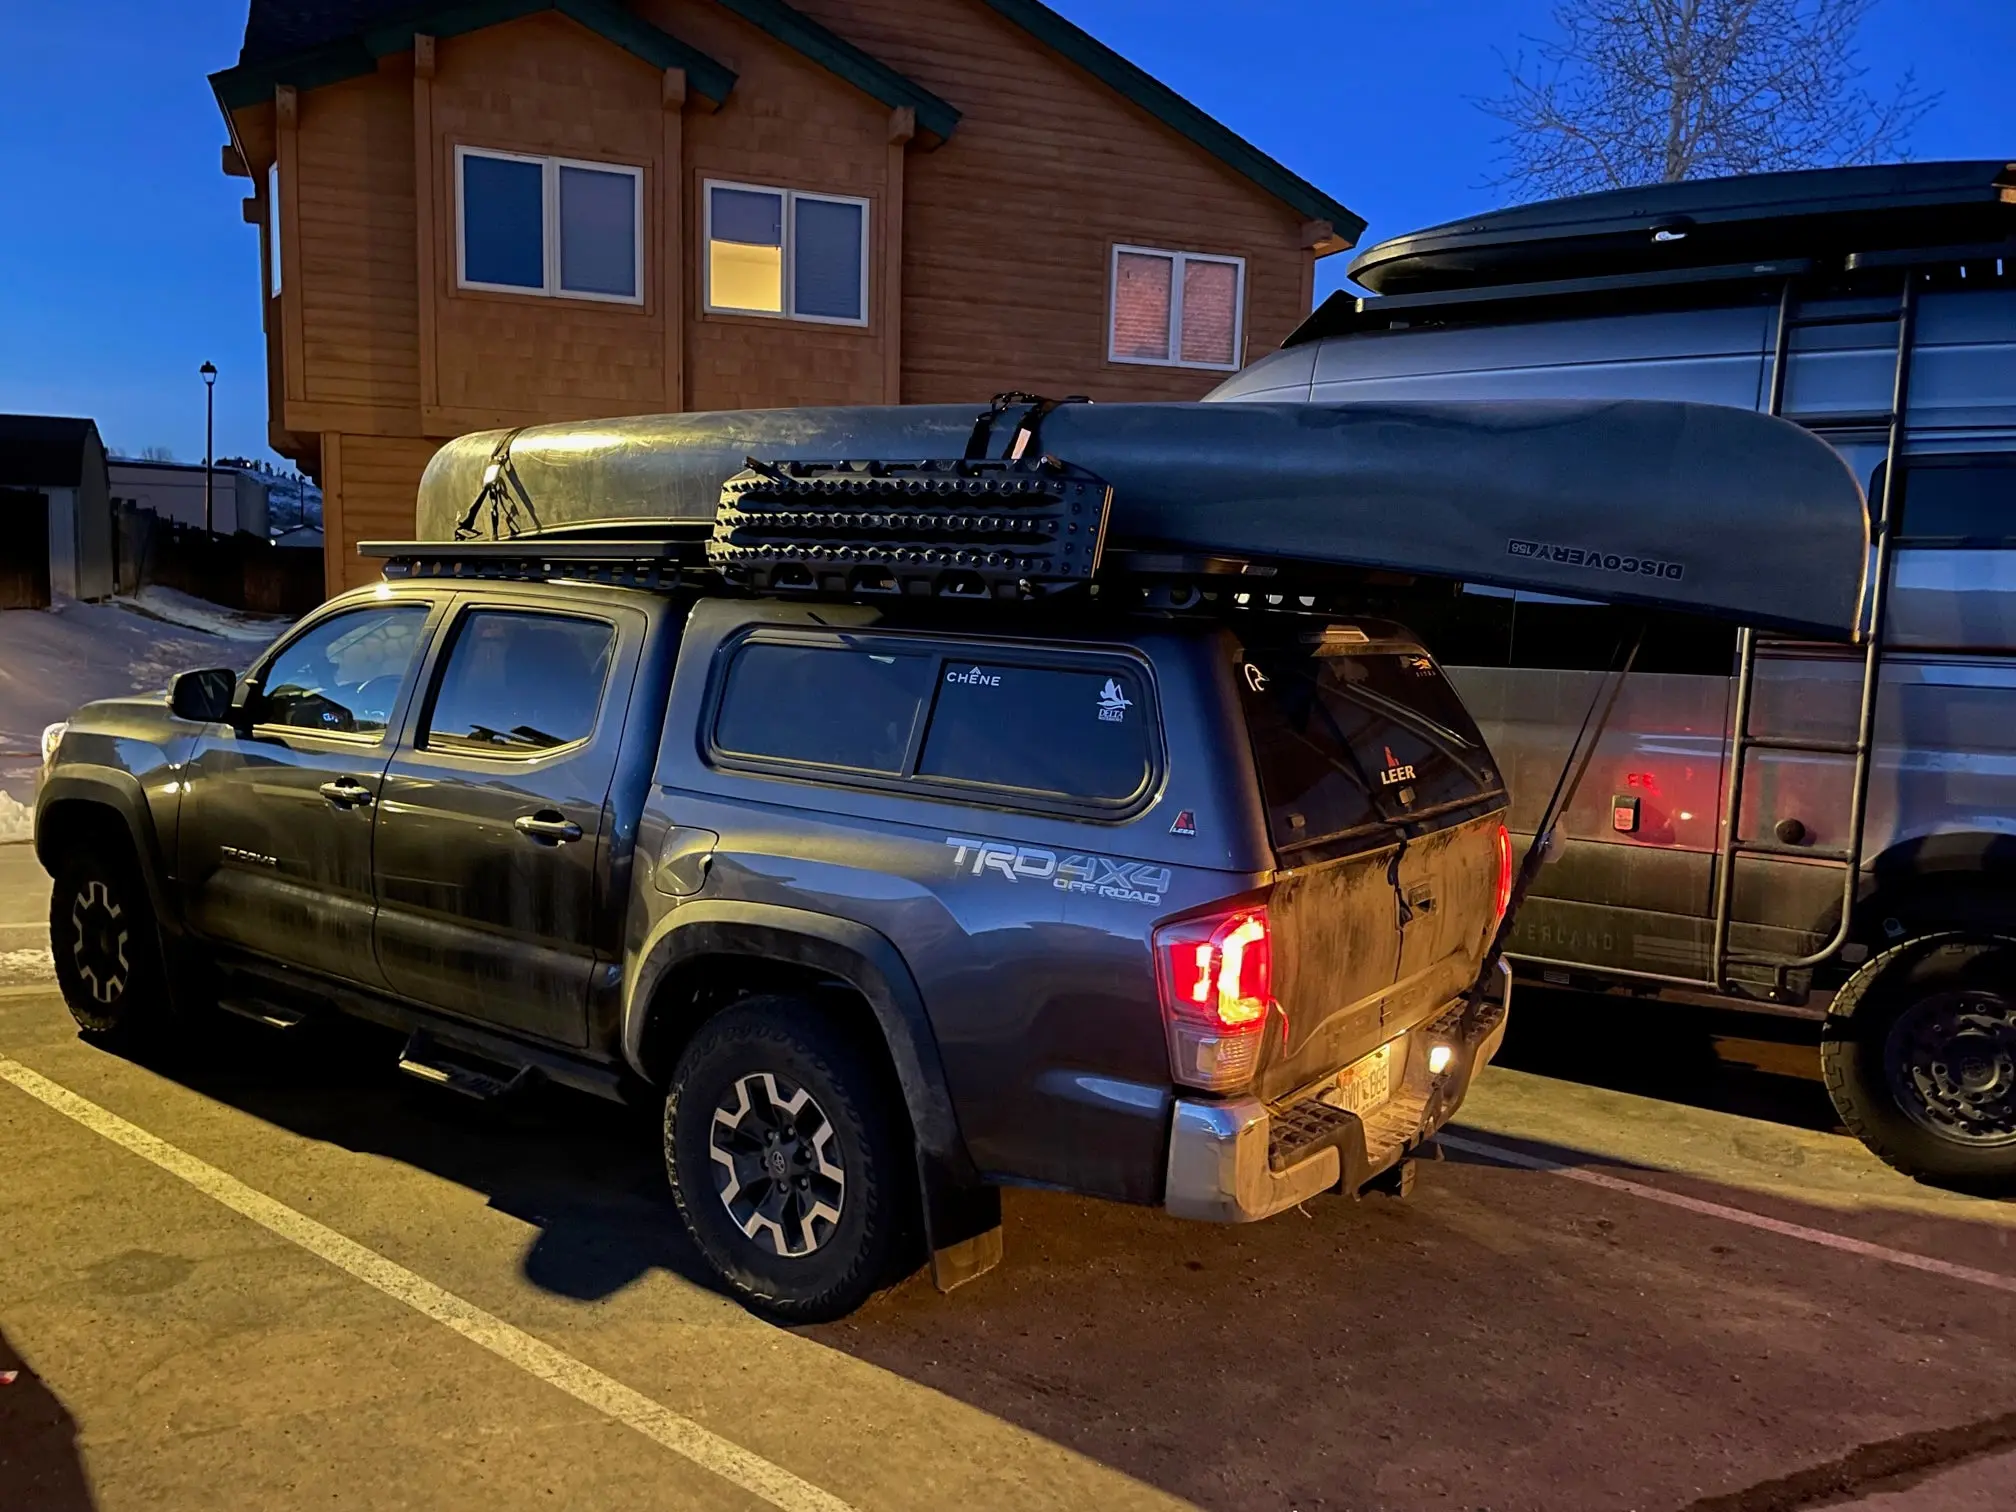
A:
[[1324, 1038, 1397, 1118]]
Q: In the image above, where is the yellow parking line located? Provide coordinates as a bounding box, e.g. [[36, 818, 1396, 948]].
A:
[[0, 1056, 859, 1512]]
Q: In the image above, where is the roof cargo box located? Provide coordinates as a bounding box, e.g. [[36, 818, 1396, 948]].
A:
[[410, 397, 1870, 638], [1347, 161, 2016, 296]]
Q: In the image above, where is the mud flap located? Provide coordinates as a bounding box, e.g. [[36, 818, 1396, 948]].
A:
[[917, 1149, 1002, 1293]]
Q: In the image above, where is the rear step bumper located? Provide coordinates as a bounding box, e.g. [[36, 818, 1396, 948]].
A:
[[1163, 965, 1511, 1223]]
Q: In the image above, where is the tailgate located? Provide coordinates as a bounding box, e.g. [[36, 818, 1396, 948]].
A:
[[1233, 621, 1509, 1102]]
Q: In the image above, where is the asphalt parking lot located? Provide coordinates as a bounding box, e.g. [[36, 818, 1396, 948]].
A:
[[2, 840, 2012, 1512]]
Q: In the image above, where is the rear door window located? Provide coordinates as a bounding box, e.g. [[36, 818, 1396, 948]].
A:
[[918, 661, 1150, 801], [714, 640, 934, 774], [1238, 627, 1503, 852], [422, 610, 617, 755]]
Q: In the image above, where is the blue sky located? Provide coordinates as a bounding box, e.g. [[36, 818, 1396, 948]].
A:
[[0, 0, 2007, 466]]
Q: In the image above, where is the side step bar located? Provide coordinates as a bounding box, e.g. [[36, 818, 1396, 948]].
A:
[[216, 997, 311, 1031], [396, 1031, 541, 1101]]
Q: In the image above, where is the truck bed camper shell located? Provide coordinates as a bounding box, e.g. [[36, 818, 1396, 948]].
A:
[[402, 396, 1871, 639]]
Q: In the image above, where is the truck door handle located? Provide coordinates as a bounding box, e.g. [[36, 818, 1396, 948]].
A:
[[319, 778, 374, 808], [514, 812, 583, 844]]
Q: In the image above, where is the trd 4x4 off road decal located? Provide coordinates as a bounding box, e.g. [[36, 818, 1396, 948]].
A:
[[944, 837, 1171, 905]]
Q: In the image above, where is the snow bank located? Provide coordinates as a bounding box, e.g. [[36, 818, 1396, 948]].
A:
[[0, 946, 54, 985], [129, 586, 290, 644], [0, 791, 31, 843]]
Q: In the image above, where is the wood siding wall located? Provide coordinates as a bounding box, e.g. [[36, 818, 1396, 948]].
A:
[[233, 0, 1335, 595], [790, 0, 1311, 403], [424, 15, 674, 433], [294, 70, 421, 431], [320, 432, 443, 593], [644, 0, 900, 411]]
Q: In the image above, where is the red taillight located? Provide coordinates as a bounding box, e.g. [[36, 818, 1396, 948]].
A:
[[1156, 905, 1273, 1090], [1493, 822, 1514, 927]]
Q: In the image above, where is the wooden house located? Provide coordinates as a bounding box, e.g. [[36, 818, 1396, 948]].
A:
[[211, 0, 1362, 593]]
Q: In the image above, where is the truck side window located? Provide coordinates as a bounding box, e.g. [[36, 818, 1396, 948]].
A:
[[1881, 455, 2016, 546], [258, 605, 428, 736], [918, 661, 1152, 801], [714, 641, 934, 774], [422, 610, 616, 755]]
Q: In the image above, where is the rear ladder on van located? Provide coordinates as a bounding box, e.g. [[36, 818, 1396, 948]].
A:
[[1707, 270, 1919, 994]]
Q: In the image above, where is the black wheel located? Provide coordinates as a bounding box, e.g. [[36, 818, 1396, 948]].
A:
[[665, 995, 916, 1322], [49, 844, 168, 1043], [1821, 935, 2016, 1195]]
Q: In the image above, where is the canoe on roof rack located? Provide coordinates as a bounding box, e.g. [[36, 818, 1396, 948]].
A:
[[409, 395, 1871, 639]]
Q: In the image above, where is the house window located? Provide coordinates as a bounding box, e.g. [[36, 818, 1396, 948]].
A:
[[267, 161, 281, 296], [456, 146, 643, 304], [705, 180, 868, 325], [1109, 246, 1245, 370]]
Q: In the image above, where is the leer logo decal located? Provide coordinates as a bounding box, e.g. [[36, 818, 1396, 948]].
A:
[[1380, 745, 1416, 786], [945, 837, 1171, 905]]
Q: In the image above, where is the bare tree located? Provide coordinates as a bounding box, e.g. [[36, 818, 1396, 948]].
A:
[[1482, 0, 1936, 198], [139, 444, 177, 462]]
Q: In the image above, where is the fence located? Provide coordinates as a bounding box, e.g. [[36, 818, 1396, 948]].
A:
[[116, 505, 322, 616]]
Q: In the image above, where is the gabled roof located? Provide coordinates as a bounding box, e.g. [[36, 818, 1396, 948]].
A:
[[213, 0, 960, 137], [215, 0, 738, 109], [970, 0, 1361, 240], [708, 0, 957, 140], [215, 0, 1352, 239], [0, 416, 102, 489]]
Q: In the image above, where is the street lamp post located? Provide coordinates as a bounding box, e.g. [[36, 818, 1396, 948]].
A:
[[200, 361, 217, 535]]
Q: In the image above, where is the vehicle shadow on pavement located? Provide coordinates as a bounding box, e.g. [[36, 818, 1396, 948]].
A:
[[118, 1016, 733, 1307], [1495, 985, 1844, 1133], [0, 1328, 96, 1511], [91, 1011, 2016, 1512]]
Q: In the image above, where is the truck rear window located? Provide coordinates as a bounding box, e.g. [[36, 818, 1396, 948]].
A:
[[1237, 627, 1502, 852]]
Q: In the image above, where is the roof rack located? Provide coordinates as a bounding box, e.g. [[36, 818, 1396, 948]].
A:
[[364, 453, 1119, 605], [1288, 237, 2013, 345]]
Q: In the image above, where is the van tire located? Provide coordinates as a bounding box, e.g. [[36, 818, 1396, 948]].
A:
[[1821, 934, 2016, 1196], [665, 994, 915, 1322], [50, 843, 169, 1044]]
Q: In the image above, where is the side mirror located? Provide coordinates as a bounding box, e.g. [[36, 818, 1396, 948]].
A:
[[168, 668, 238, 725]]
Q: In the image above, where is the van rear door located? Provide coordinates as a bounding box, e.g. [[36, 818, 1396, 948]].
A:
[[1234, 624, 1509, 1101]]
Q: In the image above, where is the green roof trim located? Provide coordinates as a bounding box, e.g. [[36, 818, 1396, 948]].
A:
[[971, 0, 1362, 241], [210, 0, 736, 111], [710, 0, 959, 142]]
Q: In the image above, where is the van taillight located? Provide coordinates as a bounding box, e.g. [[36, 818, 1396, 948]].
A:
[[1155, 904, 1273, 1091], [1493, 822, 1514, 927]]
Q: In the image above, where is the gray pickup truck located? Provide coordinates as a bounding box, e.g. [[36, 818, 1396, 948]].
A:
[[35, 576, 1513, 1319]]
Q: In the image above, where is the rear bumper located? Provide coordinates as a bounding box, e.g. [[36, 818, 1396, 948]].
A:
[[1163, 963, 1511, 1223]]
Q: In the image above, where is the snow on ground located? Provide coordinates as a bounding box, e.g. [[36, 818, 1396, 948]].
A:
[[0, 593, 281, 805]]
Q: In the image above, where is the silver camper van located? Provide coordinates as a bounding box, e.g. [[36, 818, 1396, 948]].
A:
[[1210, 161, 2016, 1192]]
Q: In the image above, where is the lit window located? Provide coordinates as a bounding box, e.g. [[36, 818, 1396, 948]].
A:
[[456, 146, 642, 304], [705, 180, 868, 325], [1109, 246, 1245, 370]]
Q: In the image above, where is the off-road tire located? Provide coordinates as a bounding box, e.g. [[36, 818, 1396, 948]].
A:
[[1821, 934, 2016, 1196], [665, 995, 916, 1322], [49, 844, 169, 1044]]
